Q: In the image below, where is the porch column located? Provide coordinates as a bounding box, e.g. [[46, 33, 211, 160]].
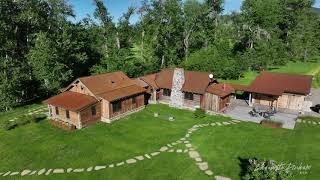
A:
[[153, 89, 157, 102], [249, 93, 253, 107], [78, 112, 82, 129]]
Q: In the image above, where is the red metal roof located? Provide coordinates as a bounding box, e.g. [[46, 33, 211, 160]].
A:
[[206, 83, 235, 97], [98, 85, 146, 102], [141, 69, 214, 94], [44, 91, 98, 111], [246, 71, 312, 96]]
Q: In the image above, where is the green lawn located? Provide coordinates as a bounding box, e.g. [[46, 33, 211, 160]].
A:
[[0, 104, 319, 179], [221, 61, 320, 86]]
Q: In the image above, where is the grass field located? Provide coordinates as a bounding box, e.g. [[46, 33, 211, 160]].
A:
[[0, 104, 319, 179], [221, 62, 320, 86]]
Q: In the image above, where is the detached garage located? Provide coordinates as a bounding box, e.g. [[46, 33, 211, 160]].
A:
[[247, 72, 312, 111]]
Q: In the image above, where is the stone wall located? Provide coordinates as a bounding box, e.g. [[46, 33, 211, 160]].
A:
[[169, 68, 185, 108]]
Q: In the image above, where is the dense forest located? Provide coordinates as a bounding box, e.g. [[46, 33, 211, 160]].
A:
[[0, 0, 320, 111]]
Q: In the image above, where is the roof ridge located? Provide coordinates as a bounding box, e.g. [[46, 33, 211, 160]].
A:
[[79, 71, 124, 80], [97, 84, 138, 96]]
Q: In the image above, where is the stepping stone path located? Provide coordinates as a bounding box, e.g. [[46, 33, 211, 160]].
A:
[[21, 169, 31, 176], [215, 176, 231, 180], [1, 120, 239, 178], [73, 168, 84, 172], [37, 169, 46, 175], [126, 159, 137, 164], [297, 119, 320, 126], [95, 166, 106, 170], [135, 156, 144, 160], [53, 169, 64, 174]]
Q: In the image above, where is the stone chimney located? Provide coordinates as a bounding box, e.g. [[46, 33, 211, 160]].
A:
[[169, 68, 185, 108]]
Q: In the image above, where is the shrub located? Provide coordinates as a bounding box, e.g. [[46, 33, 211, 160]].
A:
[[242, 159, 294, 180], [194, 108, 206, 119]]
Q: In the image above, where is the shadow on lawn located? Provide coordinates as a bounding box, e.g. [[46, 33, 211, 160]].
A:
[[238, 157, 258, 180]]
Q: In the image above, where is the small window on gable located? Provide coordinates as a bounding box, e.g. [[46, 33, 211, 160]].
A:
[[91, 106, 96, 116], [55, 107, 59, 115], [66, 110, 70, 119]]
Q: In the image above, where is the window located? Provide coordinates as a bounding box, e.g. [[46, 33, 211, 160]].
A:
[[163, 89, 171, 96], [132, 97, 136, 104], [112, 101, 122, 113], [66, 110, 70, 119], [55, 107, 59, 115], [91, 106, 96, 116], [184, 92, 194, 100]]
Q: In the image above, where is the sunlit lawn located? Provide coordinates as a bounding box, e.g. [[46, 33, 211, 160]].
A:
[[0, 104, 319, 179]]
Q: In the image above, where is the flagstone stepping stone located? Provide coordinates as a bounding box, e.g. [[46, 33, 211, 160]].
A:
[[185, 134, 190, 137], [167, 144, 172, 147], [313, 122, 317, 125], [21, 170, 31, 176], [176, 149, 182, 153], [189, 151, 200, 159], [233, 120, 241, 123], [297, 119, 302, 123], [197, 162, 208, 171], [211, 123, 216, 126], [184, 141, 189, 143], [53, 169, 64, 174], [94, 166, 106, 170], [116, 162, 125, 166], [73, 168, 84, 172], [109, 164, 114, 168], [135, 156, 144, 160], [3, 171, 11, 176], [180, 138, 186, 141], [45, 169, 52, 175], [151, 152, 160, 156], [318, 122, 320, 125], [171, 142, 177, 146], [216, 122, 222, 126], [183, 149, 189, 153], [168, 149, 174, 152], [193, 125, 199, 128], [222, 122, 230, 125], [160, 146, 168, 152], [0, 173, 2, 176], [37, 169, 46, 175], [195, 157, 202, 162], [87, 167, 93, 172], [67, 168, 73, 173], [186, 144, 192, 148], [215, 176, 231, 180], [29, 170, 37, 175], [189, 148, 195, 151], [126, 159, 137, 164], [144, 154, 151, 159], [205, 170, 214, 176], [10, 172, 19, 176], [176, 140, 182, 143]]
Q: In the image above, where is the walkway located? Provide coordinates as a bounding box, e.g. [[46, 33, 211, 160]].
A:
[[0, 120, 242, 180]]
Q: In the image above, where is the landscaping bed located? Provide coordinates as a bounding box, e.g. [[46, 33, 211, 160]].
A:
[[260, 119, 282, 128]]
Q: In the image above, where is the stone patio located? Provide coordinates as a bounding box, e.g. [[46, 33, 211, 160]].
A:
[[225, 105, 298, 129]]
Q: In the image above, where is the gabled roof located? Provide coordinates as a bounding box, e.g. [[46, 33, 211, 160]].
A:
[[183, 70, 213, 94], [65, 71, 146, 102], [206, 83, 235, 97], [99, 85, 146, 102], [247, 71, 312, 96], [140, 73, 159, 89], [140, 69, 214, 94], [44, 91, 98, 111]]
